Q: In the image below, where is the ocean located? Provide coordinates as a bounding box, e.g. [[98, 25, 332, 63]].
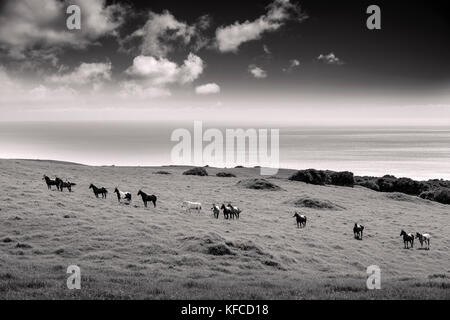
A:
[[1, 121, 449, 180]]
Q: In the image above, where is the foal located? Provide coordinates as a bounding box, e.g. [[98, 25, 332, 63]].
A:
[[416, 232, 431, 250], [353, 223, 365, 240], [400, 230, 415, 249], [137, 190, 157, 208], [293, 212, 307, 228], [42, 175, 58, 190], [89, 184, 108, 199]]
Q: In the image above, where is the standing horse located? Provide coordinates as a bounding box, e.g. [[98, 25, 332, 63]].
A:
[[42, 175, 58, 190], [416, 232, 431, 250], [220, 204, 233, 220], [353, 223, 365, 240], [228, 203, 242, 220], [137, 190, 157, 208], [114, 188, 132, 203], [211, 204, 220, 219], [89, 184, 108, 199], [294, 212, 307, 228], [400, 230, 415, 249], [59, 180, 76, 192], [54, 177, 63, 191]]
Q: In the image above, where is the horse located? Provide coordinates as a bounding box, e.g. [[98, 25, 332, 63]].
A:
[[293, 212, 307, 228], [54, 177, 63, 191], [59, 180, 76, 192], [89, 184, 108, 199], [400, 230, 415, 249], [114, 188, 132, 203], [182, 201, 202, 214], [137, 190, 157, 208], [42, 175, 58, 190], [220, 204, 233, 220], [228, 203, 242, 219], [416, 232, 431, 250], [353, 223, 365, 240], [211, 204, 220, 219]]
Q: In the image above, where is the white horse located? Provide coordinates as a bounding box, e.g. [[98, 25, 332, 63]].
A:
[[114, 188, 132, 203], [182, 201, 202, 214], [416, 233, 431, 250]]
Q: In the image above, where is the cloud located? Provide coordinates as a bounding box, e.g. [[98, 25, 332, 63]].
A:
[[48, 62, 112, 86], [122, 53, 204, 98], [0, 0, 126, 59], [283, 59, 300, 72], [196, 83, 221, 95], [249, 65, 267, 79], [215, 0, 306, 53], [317, 53, 344, 65], [126, 53, 204, 86], [120, 10, 211, 57]]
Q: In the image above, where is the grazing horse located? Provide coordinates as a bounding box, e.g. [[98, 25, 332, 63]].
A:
[[293, 212, 307, 228], [400, 230, 415, 249], [89, 184, 108, 199], [416, 232, 431, 250], [228, 203, 242, 220], [59, 180, 76, 192], [42, 175, 58, 190], [220, 204, 233, 220], [182, 201, 202, 214], [211, 204, 220, 219], [137, 190, 157, 208], [114, 188, 132, 203], [353, 223, 365, 240]]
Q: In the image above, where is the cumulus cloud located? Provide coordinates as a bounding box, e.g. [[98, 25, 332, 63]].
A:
[[317, 53, 344, 65], [195, 83, 221, 95], [249, 65, 267, 79], [126, 53, 204, 86], [283, 59, 300, 72], [122, 53, 204, 98], [215, 0, 306, 53], [121, 10, 211, 57], [0, 0, 126, 59]]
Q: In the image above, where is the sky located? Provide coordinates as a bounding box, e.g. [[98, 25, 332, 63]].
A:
[[0, 0, 449, 125]]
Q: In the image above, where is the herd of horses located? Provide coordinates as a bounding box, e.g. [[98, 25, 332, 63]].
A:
[[43, 174, 432, 250]]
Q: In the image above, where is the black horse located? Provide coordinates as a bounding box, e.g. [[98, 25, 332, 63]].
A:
[[42, 175, 58, 190], [89, 184, 108, 198], [293, 212, 307, 228], [400, 230, 414, 249], [220, 204, 233, 220], [353, 223, 365, 240], [137, 190, 157, 208]]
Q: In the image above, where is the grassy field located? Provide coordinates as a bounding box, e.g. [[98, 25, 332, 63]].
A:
[[0, 159, 449, 299]]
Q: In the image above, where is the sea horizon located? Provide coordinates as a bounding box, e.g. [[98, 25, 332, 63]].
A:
[[1, 121, 449, 181]]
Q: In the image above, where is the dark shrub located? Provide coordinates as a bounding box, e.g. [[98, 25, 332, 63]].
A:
[[330, 171, 354, 187], [289, 169, 330, 185], [183, 167, 208, 176], [216, 172, 236, 178], [153, 171, 171, 175]]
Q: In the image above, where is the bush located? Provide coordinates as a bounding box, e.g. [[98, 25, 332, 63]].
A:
[[236, 178, 283, 191], [330, 171, 354, 187], [420, 188, 450, 205], [216, 172, 236, 178], [183, 167, 208, 176], [288, 169, 330, 185]]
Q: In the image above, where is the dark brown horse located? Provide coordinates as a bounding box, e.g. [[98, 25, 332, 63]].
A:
[[137, 190, 157, 208], [400, 230, 414, 249], [42, 175, 58, 190], [294, 212, 307, 228], [89, 184, 108, 198]]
